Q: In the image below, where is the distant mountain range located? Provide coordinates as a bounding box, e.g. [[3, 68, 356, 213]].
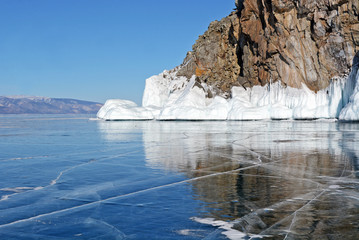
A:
[[0, 96, 103, 114]]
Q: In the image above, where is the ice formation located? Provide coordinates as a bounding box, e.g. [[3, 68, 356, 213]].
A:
[[339, 56, 359, 121], [97, 99, 153, 120], [97, 64, 359, 121]]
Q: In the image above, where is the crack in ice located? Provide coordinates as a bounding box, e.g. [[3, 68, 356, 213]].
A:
[[282, 190, 327, 240], [0, 159, 285, 229], [0, 149, 145, 202], [49, 149, 145, 186]]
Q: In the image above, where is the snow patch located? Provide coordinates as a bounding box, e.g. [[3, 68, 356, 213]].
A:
[[191, 217, 248, 240], [176, 229, 205, 237]]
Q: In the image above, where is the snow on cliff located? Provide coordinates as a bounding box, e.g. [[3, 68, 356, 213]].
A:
[[97, 63, 359, 121]]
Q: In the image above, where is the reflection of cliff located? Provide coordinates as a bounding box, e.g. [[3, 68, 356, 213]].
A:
[[141, 121, 359, 238], [97, 121, 152, 142], [143, 121, 348, 173], [339, 123, 359, 178], [96, 120, 359, 238]]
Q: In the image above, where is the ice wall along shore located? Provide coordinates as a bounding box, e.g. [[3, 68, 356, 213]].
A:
[[339, 53, 359, 121], [97, 62, 359, 121]]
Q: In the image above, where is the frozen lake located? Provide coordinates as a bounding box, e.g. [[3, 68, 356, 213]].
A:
[[0, 115, 358, 239]]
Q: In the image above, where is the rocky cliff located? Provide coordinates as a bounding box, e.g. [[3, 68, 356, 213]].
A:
[[177, 0, 359, 97], [98, 0, 359, 121]]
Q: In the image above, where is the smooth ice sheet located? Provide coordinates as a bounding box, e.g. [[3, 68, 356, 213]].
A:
[[1, 116, 358, 239]]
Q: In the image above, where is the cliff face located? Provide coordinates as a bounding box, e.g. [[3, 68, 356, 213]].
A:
[[177, 0, 359, 97]]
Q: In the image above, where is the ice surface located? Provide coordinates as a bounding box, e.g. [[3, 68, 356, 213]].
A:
[[139, 121, 359, 239], [98, 63, 359, 120], [0, 116, 359, 239]]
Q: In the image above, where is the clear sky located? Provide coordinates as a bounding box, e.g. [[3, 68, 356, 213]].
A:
[[0, 0, 235, 104]]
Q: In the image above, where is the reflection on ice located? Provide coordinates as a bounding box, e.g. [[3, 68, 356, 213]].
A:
[[96, 120, 359, 239], [96, 121, 145, 142], [339, 123, 359, 178], [101, 120, 359, 239], [1, 118, 358, 239]]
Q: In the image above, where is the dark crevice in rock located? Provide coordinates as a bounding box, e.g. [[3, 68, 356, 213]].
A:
[[235, 0, 244, 17], [310, 18, 316, 40], [264, 0, 277, 29], [237, 34, 247, 77], [278, 53, 290, 66], [237, 46, 245, 77], [326, 26, 333, 34], [257, 0, 267, 30], [229, 25, 238, 47]]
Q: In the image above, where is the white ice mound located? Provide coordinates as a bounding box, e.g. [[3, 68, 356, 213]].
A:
[[142, 70, 174, 108], [98, 60, 359, 121], [97, 99, 154, 120], [157, 76, 229, 120]]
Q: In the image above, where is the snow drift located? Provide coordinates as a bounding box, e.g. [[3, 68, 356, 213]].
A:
[[98, 61, 359, 121]]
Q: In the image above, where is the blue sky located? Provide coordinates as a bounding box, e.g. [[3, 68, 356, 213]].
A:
[[0, 0, 235, 104]]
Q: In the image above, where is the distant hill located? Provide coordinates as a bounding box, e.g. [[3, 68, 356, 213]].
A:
[[0, 96, 103, 114]]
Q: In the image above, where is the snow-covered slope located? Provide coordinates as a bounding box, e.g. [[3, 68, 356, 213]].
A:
[[97, 62, 359, 121]]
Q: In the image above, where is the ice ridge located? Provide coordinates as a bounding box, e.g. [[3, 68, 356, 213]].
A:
[[98, 64, 359, 121]]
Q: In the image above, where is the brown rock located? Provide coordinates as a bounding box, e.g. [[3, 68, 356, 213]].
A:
[[177, 0, 359, 98], [177, 12, 241, 97]]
